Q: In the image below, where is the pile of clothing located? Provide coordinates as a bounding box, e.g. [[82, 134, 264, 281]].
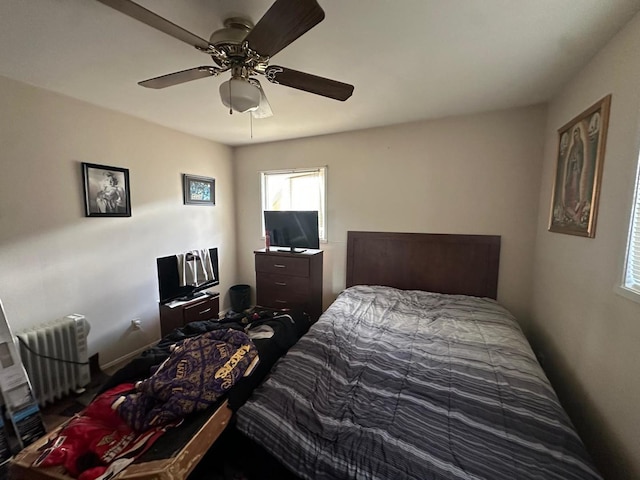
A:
[[34, 329, 258, 480]]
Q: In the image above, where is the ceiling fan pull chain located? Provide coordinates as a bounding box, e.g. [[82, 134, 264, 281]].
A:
[[250, 114, 254, 139]]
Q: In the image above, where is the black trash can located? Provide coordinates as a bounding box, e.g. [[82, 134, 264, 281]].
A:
[[229, 284, 251, 312]]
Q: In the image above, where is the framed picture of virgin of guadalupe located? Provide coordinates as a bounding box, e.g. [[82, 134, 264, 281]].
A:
[[549, 95, 611, 238]]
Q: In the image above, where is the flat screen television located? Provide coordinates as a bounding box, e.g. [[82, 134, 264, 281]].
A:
[[156, 247, 219, 304], [264, 210, 320, 252]]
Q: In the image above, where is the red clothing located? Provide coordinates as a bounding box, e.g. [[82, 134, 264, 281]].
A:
[[35, 383, 168, 479]]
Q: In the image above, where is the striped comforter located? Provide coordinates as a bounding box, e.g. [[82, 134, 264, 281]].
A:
[[236, 285, 601, 480]]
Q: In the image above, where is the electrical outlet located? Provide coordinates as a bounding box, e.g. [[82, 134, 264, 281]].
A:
[[131, 318, 142, 330]]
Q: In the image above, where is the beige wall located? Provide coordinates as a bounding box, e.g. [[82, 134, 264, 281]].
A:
[[530, 13, 640, 480], [0, 76, 235, 368], [233, 105, 547, 323]]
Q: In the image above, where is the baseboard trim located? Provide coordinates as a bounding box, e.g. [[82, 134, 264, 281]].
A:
[[101, 341, 158, 373]]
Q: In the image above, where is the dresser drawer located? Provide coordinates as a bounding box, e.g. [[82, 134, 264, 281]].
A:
[[257, 292, 308, 310], [257, 272, 309, 295], [183, 296, 218, 323], [257, 274, 309, 307], [255, 255, 310, 277]]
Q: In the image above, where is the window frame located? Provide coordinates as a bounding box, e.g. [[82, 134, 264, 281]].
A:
[[259, 166, 328, 242], [618, 149, 640, 303]]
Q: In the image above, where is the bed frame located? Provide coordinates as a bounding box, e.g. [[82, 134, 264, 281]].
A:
[[346, 231, 501, 299]]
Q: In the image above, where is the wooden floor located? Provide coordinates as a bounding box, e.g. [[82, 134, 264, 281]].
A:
[[39, 356, 117, 430], [40, 386, 101, 431]]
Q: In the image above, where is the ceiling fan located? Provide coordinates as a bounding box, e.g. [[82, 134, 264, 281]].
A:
[[96, 0, 355, 118]]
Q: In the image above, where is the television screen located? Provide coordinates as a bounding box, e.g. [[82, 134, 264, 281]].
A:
[[157, 247, 219, 304], [264, 210, 320, 251]]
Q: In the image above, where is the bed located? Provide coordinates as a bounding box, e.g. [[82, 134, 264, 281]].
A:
[[235, 231, 602, 479]]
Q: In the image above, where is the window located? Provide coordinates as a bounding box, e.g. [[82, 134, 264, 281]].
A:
[[260, 167, 327, 241], [622, 153, 640, 296]]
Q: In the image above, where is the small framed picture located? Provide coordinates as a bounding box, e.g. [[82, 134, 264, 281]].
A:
[[183, 174, 215, 206], [82, 163, 131, 217]]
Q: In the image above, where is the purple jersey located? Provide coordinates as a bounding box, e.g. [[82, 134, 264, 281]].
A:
[[117, 329, 258, 431]]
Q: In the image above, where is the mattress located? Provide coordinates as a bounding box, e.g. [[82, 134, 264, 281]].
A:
[[236, 285, 602, 480]]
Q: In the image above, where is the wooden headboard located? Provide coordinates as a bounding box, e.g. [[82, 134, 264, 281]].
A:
[[346, 231, 501, 299]]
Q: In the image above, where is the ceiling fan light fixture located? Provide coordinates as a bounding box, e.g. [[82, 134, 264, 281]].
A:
[[219, 77, 261, 113]]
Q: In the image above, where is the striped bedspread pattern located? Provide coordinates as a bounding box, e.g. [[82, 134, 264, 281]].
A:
[[237, 285, 601, 480]]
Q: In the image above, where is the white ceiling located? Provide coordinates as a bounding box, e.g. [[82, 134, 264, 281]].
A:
[[1, 0, 639, 146]]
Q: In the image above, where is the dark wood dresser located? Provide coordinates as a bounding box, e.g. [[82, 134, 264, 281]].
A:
[[159, 292, 220, 337], [255, 248, 323, 321]]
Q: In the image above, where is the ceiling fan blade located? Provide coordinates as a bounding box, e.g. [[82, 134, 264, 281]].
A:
[[96, 0, 211, 51], [245, 0, 325, 58], [139, 67, 220, 89], [247, 79, 274, 119], [265, 66, 354, 101]]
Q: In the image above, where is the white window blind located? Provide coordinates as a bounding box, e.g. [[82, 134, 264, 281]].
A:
[[260, 167, 327, 241], [623, 155, 640, 294]]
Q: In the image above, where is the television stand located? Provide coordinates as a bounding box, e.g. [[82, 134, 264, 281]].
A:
[[159, 292, 220, 337]]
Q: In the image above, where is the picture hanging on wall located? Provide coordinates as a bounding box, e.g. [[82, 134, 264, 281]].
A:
[[183, 174, 215, 206], [548, 94, 611, 238], [82, 162, 131, 217]]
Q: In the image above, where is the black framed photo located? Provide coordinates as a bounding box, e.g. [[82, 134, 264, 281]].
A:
[[82, 162, 131, 217], [183, 174, 215, 206]]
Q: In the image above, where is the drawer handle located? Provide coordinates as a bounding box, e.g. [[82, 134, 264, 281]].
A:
[[273, 264, 286, 268], [275, 282, 287, 286], [275, 300, 287, 304], [198, 308, 212, 315]]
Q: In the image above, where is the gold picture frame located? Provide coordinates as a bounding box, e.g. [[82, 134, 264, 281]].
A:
[[548, 95, 611, 238]]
